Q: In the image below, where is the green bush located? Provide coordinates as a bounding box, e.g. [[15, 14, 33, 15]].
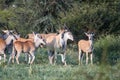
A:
[[94, 35, 120, 65], [60, 1, 120, 40]]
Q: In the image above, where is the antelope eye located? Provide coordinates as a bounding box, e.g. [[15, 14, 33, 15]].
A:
[[43, 39, 46, 42]]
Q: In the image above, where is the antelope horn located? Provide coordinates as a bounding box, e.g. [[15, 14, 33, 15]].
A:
[[14, 27, 19, 34], [63, 23, 69, 31]]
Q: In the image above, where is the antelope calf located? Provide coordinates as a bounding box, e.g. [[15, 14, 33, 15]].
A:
[[10, 33, 45, 63], [78, 32, 94, 65], [8, 33, 46, 64]]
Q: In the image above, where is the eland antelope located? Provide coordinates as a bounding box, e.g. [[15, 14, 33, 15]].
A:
[[46, 29, 74, 65], [9, 33, 46, 63], [2, 30, 14, 35], [8, 33, 46, 64], [28, 33, 57, 48], [13, 35, 34, 62], [0, 30, 19, 62], [78, 32, 94, 65], [28, 33, 57, 40]]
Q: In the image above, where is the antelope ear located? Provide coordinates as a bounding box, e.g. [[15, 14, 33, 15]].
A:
[[64, 29, 68, 32], [32, 32, 36, 37], [84, 32, 88, 36], [2, 30, 14, 35], [38, 35, 42, 39], [40, 36, 42, 39], [63, 23, 70, 31], [2, 30, 8, 33], [9, 30, 13, 33], [57, 29, 62, 34]]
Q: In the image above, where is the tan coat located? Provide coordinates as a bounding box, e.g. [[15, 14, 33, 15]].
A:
[[78, 32, 94, 65]]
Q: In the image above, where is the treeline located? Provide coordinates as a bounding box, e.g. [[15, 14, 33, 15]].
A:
[[0, 0, 120, 38]]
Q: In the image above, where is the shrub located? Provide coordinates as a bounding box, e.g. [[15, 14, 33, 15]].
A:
[[94, 35, 120, 65]]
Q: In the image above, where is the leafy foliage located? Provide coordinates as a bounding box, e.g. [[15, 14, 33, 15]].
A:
[[0, 0, 120, 37], [0, 0, 73, 36], [60, 0, 120, 41], [94, 35, 120, 65]]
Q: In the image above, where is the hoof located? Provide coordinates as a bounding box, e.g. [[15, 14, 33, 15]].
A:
[[28, 63, 31, 65], [62, 62, 67, 66]]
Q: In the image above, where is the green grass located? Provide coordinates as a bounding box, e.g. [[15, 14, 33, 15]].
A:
[[0, 63, 120, 80], [0, 35, 120, 80]]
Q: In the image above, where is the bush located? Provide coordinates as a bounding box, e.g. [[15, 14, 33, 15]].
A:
[[94, 35, 120, 65]]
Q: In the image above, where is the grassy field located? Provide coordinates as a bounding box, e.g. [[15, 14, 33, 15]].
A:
[[0, 35, 120, 80], [0, 63, 120, 80]]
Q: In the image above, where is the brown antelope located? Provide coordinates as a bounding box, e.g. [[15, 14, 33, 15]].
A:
[[8, 33, 46, 64], [78, 32, 94, 65], [9, 33, 46, 63], [28, 33, 57, 48], [0, 30, 19, 62], [16, 38, 33, 42], [0, 38, 7, 62], [28, 33, 57, 40], [46, 29, 74, 65]]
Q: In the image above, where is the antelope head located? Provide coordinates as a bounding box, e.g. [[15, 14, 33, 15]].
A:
[[85, 32, 94, 40], [62, 31, 74, 41], [5, 32, 20, 45], [33, 32, 46, 47], [2, 30, 14, 35]]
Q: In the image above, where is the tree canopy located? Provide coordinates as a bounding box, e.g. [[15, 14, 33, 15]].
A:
[[0, 0, 120, 38]]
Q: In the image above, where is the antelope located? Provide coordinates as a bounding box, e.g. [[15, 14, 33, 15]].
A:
[[13, 35, 34, 62], [1, 30, 14, 39], [28, 33, 57, 40], [46, 29, 74, 65], [28, 33, 57, 48], [8, 33, 46, 64], [9, 33, 46, 63], [78, 32, 94, 65], [2, 30, 14, 35], [0, 30, 19, 62]]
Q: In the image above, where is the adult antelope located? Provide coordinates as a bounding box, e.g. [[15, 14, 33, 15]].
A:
[[28, 33, 57, 40], [0, 30, 19, 62], [78, 32, 94, 65], [8, 33, 46, 64], [28, 33, 57, 48], [46, 29, 74, 65]]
